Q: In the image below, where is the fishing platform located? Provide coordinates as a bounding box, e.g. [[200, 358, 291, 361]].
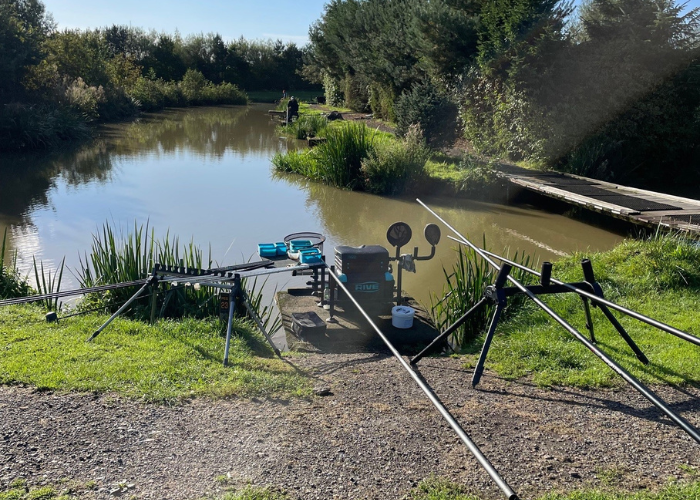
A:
[[500, 165, 700, 234], [269, 225, 444, 354]]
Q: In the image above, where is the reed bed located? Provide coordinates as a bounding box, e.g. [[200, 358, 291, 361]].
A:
[[76, 222, 279, 331], [285, 114, 329, 140]]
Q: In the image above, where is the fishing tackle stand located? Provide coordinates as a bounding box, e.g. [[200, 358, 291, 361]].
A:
[[87, 261, 327, 366], [411, 258, 649, 387]]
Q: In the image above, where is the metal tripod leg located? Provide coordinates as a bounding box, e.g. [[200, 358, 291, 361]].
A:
[[241, 288, 282, 358], [580, 258, 648, 364], [87, 281, 151, 341], [581, 296, 596, 343], [222, 288, 236, 367], [598, 303, 649, 364], [411, 297, 489, 364], [471, 304, 504, 388]]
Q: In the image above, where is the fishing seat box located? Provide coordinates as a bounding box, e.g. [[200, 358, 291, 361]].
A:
[[333, 245, 394, 310], [334, 245, 389, 276], [291, 311, 327, 338]]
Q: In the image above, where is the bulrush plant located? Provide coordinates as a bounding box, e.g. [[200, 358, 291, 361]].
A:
[[76, 221, 216, 319], [313, 122, 374, 188]]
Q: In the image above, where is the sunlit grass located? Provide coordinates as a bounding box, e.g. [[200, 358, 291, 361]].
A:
[[461, 234, 700, 387], [409, 477, 700, 500], [0, 305, 310, 403]]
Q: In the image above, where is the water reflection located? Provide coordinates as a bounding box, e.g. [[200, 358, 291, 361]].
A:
[[0, 104, 625, 305]]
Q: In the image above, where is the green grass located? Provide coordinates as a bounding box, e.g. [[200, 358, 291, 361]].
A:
[[460, 234, 700, 387], [0, 305, 309, 403], [213, 486, 288, 500], [273, 120, 426, 194], [409, 477, 700, 500], [425, 154, 503, 199]]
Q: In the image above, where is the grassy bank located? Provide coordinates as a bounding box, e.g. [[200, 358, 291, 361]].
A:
[[410, 477, 700, 500], [0, 305, 309, 403], [273, 121, 430, 195], [451, 234, 700, 387], [274, 104, 503, 197]]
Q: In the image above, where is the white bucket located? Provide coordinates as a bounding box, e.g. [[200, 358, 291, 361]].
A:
[[392, 306, 415, 329]]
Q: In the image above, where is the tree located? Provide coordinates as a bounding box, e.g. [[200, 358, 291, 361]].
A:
[[0, 0, 53, 102]]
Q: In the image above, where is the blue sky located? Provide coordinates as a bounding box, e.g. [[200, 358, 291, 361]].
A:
[[41, 0, 700, 45], [42, 0, 329, 44]]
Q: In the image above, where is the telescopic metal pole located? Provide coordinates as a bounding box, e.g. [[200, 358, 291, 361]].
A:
[[325, 264, 520, 500], [418, 199, 700, 445], [223, 287, 236, 367], [87, 281, 152, 341], [445, 235, 700, 348]]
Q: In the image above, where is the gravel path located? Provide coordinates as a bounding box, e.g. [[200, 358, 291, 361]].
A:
[[2, 353, 699, 499]]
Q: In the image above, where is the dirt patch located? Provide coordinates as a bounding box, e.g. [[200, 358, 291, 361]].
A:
[[2, 354, 699, 499]]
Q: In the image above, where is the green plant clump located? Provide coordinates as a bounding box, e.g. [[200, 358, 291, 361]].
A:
[[361, 124, 430, 195], [284, 114, 328, 140], [273, 122, 430, 195], [430, 241, 534, 348], [75, 222, 279, 332], [0, 229, 32, 300]]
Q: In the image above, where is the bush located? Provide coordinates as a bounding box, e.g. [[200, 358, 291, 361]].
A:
[[130, 76, 168, 111], [285, 114, 328, 139], [323, 72, 344, 107], [454, 156, 503, 198], [96, 86, 138, 121], [395, 81, 459, 147], [0, 102, 90, 151], [361, 124, 429, 194], [368, 83, 396, 121], [62, 77, 106, 121], [201, 82, 247, 105]]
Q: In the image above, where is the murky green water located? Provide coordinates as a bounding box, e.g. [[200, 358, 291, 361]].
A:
[[0, 104, 624, 307]]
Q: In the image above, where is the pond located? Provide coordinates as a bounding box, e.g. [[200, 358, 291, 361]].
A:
[[0, 104, 625, 311]]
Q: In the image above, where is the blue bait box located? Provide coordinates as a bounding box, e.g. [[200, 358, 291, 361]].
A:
[[299, 248, 323, 264], [289, 239, 313, 252], [257, 243, 277, 258], [275, 242, 287, 256]]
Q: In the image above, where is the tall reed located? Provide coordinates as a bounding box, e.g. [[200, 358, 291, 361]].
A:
[[76, 222, 280, 329], [311, 122, 374, 188], [430, 240, 534, 348], [31, 256, 64, 311], [285, 114, 328, 139]]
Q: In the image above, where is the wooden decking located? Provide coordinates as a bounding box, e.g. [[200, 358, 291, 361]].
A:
[[500, 166, 700, 234]]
